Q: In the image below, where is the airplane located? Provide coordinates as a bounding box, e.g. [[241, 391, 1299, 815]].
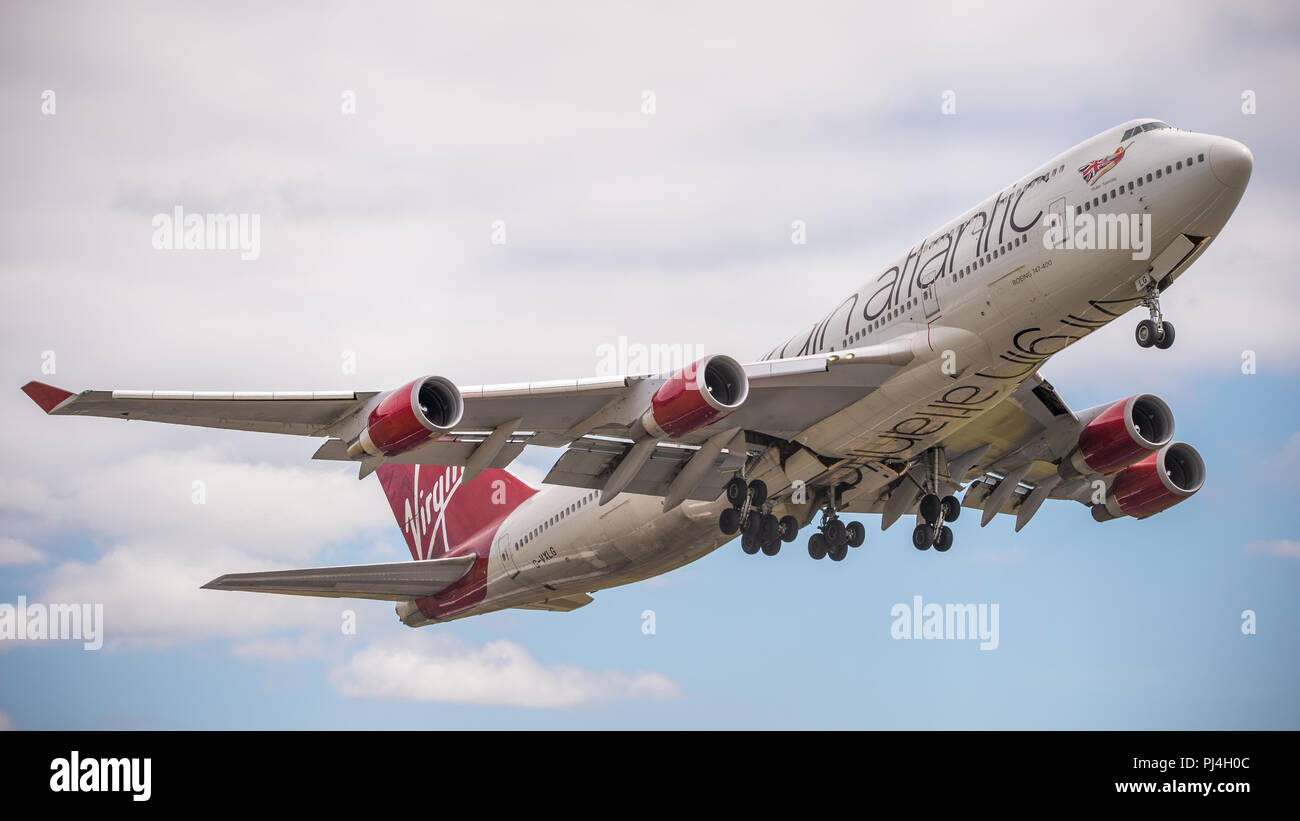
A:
[[21, 118, 1252, 626]]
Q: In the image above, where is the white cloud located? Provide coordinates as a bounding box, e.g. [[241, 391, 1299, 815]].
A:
[[331, 633, 681, 708], [0, 537, 43, 565], [1244, 539, 1300, 559], [37, 544, 347, 647]]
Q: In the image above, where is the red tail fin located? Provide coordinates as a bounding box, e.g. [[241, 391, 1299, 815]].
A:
[[376, 465, 538, 560]]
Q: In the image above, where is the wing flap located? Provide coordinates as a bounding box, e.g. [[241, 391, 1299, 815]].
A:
[[201, 555, 476, 601]]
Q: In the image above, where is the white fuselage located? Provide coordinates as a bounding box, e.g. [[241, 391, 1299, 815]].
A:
[[445, 120, 1251, 622]]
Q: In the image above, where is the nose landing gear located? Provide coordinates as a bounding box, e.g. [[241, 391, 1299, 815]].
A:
[[1135, 281, 1175, 349]]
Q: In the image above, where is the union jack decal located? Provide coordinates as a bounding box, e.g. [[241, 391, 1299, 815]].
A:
[[1078, 143, 1131, 185]]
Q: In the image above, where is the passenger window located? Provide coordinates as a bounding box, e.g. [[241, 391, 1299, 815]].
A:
[[1146, 173, 1152, 182], [1101, 193, 1107, 202], [1176, 161, 1182, 170]]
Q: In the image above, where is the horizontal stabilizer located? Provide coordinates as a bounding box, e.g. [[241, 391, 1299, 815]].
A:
[[513, 593, 594, 612], [201, 555, 476, 601]]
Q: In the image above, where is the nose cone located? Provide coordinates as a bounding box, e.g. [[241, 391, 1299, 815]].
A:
[[1210, 139, 1253, 189]]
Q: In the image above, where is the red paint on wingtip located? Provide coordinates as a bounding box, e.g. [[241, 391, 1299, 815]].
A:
[[21, 381, 75, 413]]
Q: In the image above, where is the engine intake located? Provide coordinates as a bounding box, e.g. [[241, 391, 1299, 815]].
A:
[[1091, 442, 1205, 521], [1060, 394, 1174, 478], [639, 354, 748, 439], [350, 376, 464, 458]]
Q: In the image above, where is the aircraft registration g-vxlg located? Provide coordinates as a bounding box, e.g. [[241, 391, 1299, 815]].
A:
[[22, 118, 1251, 626]]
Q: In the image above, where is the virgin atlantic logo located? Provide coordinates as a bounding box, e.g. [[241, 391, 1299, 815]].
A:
[[403, 465, 464, 559]]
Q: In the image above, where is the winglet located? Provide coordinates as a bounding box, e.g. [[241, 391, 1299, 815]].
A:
[[21, 381, 76, 413]]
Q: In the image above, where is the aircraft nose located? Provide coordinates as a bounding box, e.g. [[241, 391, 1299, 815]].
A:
[[1209, 139, 1253, 189]]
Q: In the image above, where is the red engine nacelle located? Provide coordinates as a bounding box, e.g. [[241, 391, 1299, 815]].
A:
[[1091, 442, 1205, 521], [638, 354, 749, 439], [1060, 394, 1174, 477], [349, 376, 464, 458]]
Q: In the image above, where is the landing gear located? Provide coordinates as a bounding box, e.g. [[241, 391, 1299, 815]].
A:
[[910, 450, 961, 552], [1136, 282, 1175, 349], [806, 497, 857, 560], [725, 478, 786, 556]]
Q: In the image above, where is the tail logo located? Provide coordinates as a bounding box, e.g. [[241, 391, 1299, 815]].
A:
[[402, 465, 464, 559]]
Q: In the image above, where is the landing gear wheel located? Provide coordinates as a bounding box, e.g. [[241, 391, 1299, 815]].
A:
[[725, 476, 748, 508], [919, 494, 942, 525], [808, 532, 828, 560], [845, 520, 865, 548], [742, 513, 761, 539], [1155, 320, 1175, 349], [718, 507, 740, 535], [828, 541, 848, 562], [912, 524, 934, 550], [758, 514, 779, 544], [747, 479, 768, 507], [741, 532, 760, 554], [824, 518, 846, 546], [933, 525, 954, 552], [1135, 319, 1157, 348], [940, 495, 961, 522], [778, 515, 800, 543], [761, 538, 781, 557]]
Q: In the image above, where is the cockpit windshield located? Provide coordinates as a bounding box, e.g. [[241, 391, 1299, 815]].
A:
[[1121, 121, 1174, 141]]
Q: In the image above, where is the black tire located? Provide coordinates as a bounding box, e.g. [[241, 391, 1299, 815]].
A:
[[725, 476, 748, 508], [912, 523, 933, 550], [824, 518, 846, 546], [1135, 319, 1157, 348], [940, 495, 961, 522], [718, 507, 740, 535], [1155, 320, 1175, 349], [808, 532, 828, 560], [742, 513, 761, 538], [761, 538, 781, 557], [779, 515, 800, 543], [747, 479, 768, 507], [934, 525, 953, 552], [919, 493, 942, 525], [758, 514, 779, 544], [741, 532, 760, 554], [844, 520, 865, 548], [828, 541, 848, 562]]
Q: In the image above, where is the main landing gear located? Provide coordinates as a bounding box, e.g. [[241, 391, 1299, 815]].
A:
[[719, 477, 797, 557], [911, 446, 961, 552], [1135, 281, 1175, 350], [911, 493, 960, 552], [807, 504, 865, 562]]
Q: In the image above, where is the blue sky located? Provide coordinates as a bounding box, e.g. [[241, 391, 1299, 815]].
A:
[[1, 0, 1297, 729]]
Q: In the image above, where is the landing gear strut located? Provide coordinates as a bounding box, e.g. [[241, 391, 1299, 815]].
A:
[[1135, 281, 1175, 349]]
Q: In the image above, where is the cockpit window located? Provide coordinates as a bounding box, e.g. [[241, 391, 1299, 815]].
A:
[[1121, 121, 1174, 141]]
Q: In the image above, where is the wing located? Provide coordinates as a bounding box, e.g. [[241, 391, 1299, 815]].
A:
[[22, 337, 915, 502], [201, 555, 475, 601], [839, 373, 1115, 532], [22, 381, 377, 436]]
